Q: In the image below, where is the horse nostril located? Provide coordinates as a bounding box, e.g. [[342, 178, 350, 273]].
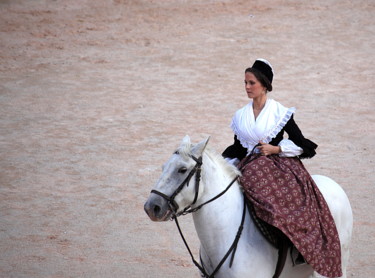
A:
[[153, 205, 161, 215]]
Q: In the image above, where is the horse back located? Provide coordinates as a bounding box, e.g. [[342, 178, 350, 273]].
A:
[[312, 174, 353, 277]]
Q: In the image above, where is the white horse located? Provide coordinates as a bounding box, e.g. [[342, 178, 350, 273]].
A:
[[144, 136, 353, 278]]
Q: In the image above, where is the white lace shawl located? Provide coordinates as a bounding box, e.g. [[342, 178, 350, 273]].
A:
[[230, 99, 302, 156]]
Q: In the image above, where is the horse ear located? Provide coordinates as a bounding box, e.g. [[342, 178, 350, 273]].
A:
[[182, 135, 191, 145], [191, 137, 210, 157]]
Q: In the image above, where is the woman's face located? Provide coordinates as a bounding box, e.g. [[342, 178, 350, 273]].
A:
[[244, 72, 266, 99]]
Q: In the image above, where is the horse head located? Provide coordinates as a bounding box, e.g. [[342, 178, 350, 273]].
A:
[[144, 135, 209, 221]]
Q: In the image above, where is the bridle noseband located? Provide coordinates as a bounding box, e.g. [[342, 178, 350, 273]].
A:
[[151, 151, 203, 216]]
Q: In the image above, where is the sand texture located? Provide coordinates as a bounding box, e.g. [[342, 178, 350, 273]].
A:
[[1, 0, 374, 277]]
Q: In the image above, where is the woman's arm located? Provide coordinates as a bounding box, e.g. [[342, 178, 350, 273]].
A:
[[258, 115, 317, 158], [222, 135, 248, 161], [257, 139, 304, 157], [278, 139, 303, 157], [282, 115, 318, 158]]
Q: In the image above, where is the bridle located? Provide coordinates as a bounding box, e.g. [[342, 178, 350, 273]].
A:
[[150, 150, 245, 278], [151, 151, 203, 216]]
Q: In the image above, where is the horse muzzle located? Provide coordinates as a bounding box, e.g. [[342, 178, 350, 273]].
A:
[[144, 194, 173, 222]]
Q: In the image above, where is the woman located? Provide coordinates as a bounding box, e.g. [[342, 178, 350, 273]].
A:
[[223, 59, 342, 278]]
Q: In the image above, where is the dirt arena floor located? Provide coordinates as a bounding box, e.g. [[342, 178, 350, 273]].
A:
[[1, 0, 374, 277]]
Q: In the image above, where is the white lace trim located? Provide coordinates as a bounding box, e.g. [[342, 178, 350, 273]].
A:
[[261, 106, 296, 143]]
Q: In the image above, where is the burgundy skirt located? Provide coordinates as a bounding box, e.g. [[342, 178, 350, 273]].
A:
[[239, 155, 342, 277]]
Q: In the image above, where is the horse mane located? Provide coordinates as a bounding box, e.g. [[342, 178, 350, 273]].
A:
[[176, 136, 240, 179], [204, 147, 241, 179], [176, 138, 192, 158]]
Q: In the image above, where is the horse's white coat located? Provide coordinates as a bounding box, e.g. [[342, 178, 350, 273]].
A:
[[145, 136, 353, 278]]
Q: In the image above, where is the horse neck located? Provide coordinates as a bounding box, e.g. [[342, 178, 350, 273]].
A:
[[191, 151, 276, 274], [192, 151, 246, 245], [197, 151, 242, 206]]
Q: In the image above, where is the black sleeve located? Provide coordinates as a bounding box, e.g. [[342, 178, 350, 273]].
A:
[[284, 115, 318, 159], [222, 135, 248, 161]]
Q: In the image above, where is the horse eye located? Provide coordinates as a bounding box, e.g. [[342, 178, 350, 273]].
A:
[[178, 167, 187, 174]]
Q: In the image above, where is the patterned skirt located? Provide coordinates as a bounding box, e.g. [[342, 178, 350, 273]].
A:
[[239, 154, 342, 277]]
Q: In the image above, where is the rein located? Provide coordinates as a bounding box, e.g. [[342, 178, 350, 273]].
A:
[[174, 197, 246, 278], [150, 151, 245, 278]]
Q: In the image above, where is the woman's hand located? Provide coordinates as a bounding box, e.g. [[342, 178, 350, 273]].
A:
[[257, 141, 281, 156]]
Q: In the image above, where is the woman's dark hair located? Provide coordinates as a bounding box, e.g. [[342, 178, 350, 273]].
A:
[[245, 68, 273, 92]]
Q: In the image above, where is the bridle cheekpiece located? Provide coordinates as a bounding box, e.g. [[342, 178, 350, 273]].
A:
[[151, 151, 203, 217]]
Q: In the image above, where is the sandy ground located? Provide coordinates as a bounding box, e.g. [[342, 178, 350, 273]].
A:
[[0, 0, 374, 277]]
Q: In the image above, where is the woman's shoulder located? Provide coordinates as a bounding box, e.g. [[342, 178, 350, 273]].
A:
[[269, 98, 296, 114], [268, 98, 285, 107], [234, 101, 252, 115]]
